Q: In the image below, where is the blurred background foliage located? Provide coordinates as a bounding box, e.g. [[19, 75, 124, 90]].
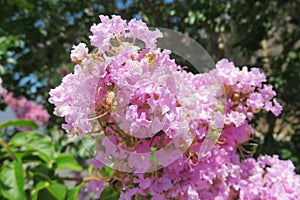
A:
[[0, 0, 299, 182]]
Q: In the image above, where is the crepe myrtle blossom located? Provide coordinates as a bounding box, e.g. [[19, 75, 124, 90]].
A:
[[70, 43, 89, 63], [49, 15, 299, 199]]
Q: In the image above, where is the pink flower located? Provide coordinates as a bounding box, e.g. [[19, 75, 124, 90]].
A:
[[70, 42, 88, 63], [216, 59, 239, 85], [133, 174, 152, 190], [246, 93, 264, 112], [270, 99, 282, 116], [187, 185, 200, 200], [211, 111, 224, 129], [264, 99, 282, 116], [127, 18, 163, 49], [238, 155, 300, 199], [128, 153, 150, 173], [86, 180, 104, 198], [226, 111, 246, 127], [259, 84, 276, 100], [89, 15, 127, 51]]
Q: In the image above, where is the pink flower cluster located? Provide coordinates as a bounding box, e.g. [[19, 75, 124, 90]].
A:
[[115, 151, 300, 199], [49, 15, 299, 199], [1, 88, 49, 127]]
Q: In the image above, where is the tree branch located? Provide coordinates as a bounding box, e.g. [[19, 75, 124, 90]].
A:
[[62, 176, 108, 183], [0, 137, 17, 161]]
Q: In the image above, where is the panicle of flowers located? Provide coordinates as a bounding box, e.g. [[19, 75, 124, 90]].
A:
[[123, 150, 300, 199], [49, 15, 300, 199], [215, 59, 282, 121], [237, 155, 300, 199]]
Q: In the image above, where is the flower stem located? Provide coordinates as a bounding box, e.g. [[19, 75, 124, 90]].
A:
[[62, 176, 107, 182]]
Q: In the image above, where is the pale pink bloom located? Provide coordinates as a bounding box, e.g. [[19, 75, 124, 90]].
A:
[[246, 92, 264, 112], [227, 111, 246, 127], [70, 42, 88, 63]]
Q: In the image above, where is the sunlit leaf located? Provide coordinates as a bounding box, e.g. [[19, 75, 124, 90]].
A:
[[9, 131, 54, 162], [46, 182, 67, 200], [66, 184, 84, 200], [0, 119, 38, 130], [31, 181, 50, 200], [55, 153, 82, 171], [100, 186, 120, 200]]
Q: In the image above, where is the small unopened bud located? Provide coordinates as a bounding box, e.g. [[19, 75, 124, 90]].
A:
[[232, 93, 240, 102]]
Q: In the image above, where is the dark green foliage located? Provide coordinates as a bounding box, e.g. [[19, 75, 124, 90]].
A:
[[0, 120, 85, 200]]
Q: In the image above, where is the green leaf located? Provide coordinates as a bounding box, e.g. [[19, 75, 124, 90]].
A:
[[15, 151, 45, 163], [55, 153, 82, 171], [66, 184, 83, 200], [150, 147, 157, 152], [9, 131, 54, 162], [46, 182, 67, 200], [32, 171, 52, 183], [0, 146, 10, 161], [36, 188, 57, 200], [280, 149, 292, 159], [100, 186, 120, 200], [0, 119, 38, 130], [31, 181, 50, 200], [99, 166, 113, 178], [150, 155, 157, 162], [32, 182, 67, 200], [30, 164, 54, 183], [0, 161, 26, 200]]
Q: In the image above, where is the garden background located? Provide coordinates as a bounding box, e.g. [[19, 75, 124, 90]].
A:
[[0, 0, 299, 199]]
